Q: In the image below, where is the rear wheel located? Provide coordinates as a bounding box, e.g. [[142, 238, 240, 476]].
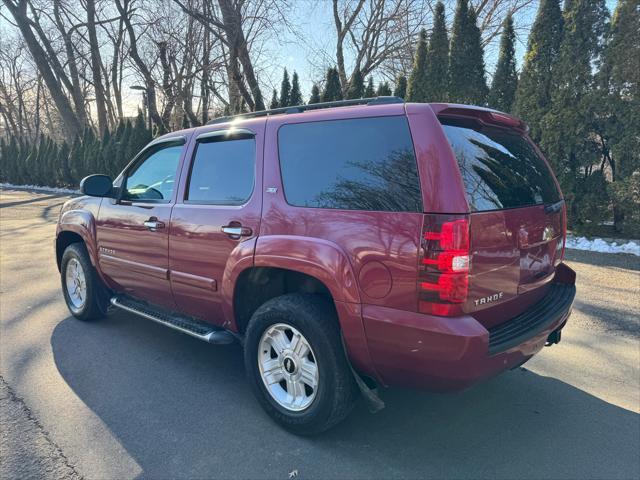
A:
[[60, 243, 107, 321], [244, 293, 358, 435]]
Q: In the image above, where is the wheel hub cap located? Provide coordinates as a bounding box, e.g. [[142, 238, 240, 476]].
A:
[[258, 323, 319, 412], [65, 258, 86, 310], [283, 356, 296, 374]]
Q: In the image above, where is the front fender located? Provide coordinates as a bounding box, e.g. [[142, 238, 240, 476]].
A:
[[253, 235, 360, 304], [57, 209, 99, 268]]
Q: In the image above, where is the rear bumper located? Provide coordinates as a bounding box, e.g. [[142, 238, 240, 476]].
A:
[[362, 264, 576, 391]]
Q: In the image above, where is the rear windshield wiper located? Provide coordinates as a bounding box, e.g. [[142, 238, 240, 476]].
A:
[[544, 199, 564, 214]]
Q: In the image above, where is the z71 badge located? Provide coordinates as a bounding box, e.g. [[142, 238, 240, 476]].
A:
[[474, 292, 504, 306]]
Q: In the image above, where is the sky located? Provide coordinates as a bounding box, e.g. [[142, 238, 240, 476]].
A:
[[265, 0, 619, 96], [0, 0, 620, 118]]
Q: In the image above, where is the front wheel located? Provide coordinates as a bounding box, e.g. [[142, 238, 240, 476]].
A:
[[60, 243, 107, 321], [244, 293, 358, 435]]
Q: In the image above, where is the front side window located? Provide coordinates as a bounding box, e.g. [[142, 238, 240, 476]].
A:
[[186, 136, 256, 205], [278, 116, 422, 212], [123, 144, 183, 201]]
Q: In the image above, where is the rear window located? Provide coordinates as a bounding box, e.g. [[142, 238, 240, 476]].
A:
[[441, 118, 560, 212], [278, 116, 422, 212]]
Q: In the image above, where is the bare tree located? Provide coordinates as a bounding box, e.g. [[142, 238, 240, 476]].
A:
[[86, 0, 109, 135], [327, 0, 536, 90], [100, 13, 127, 126], [470, 0, 537, 47], [0, 38, 29, 139], [2, 0, 85, 138], [50, 0, 89, 130], [199, 0, 212, 123], [172, 0, 294, 113], [115, 0, 166, 130], [331, 0, 430, 91], [0, 0, 538, 142]]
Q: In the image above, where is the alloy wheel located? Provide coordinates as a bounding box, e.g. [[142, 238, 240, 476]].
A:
[[65, 258, 87, 310], [258, 323, 319, 411]]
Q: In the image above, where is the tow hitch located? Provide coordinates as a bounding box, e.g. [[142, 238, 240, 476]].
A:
[[545, 328, 562, 346]]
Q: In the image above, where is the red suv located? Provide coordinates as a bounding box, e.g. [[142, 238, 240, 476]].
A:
[[56, 98, 576, 434]]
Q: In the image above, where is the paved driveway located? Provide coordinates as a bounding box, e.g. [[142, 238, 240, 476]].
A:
[[1, 188, 639, 479]]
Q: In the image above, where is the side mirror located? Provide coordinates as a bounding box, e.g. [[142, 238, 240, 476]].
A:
[[80, 174, 113, 197]]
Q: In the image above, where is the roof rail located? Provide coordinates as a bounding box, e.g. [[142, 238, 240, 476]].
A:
[[206, 96, 404, 125]]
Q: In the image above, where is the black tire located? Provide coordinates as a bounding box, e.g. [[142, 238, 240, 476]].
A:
[[244, 293, 358, 435], [60, 243, 108, 321]]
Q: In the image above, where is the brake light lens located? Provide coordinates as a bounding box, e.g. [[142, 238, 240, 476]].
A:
[[424, 218, 469, 250], [418, 214, 470, 316], [488, 112, 522, 128]]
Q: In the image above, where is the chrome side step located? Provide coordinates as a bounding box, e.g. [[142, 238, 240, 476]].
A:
[[110, 296, 235, 345]]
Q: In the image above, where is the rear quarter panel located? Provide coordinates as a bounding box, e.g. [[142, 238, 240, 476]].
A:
[[257, 105, 430, 376], [259, 105, 426, 312]]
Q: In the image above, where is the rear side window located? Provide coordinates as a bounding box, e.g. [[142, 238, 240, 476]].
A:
[[187, 136, 255, 205], [278, 116, 422, 212], [441, 118, 560, 211]]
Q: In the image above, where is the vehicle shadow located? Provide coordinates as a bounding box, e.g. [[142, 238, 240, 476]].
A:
[[0, 193, 68, 209], [51, 312, 640, 480], [564, 249, 640, 271], [573, 299, 640, 338]]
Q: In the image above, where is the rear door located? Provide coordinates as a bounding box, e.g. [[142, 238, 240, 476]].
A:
[[439, 116, 564, 328], [168, 121, 264, 327]]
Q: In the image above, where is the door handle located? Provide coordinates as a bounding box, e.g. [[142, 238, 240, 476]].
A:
[[221, 225, 252, 238], [144, 218, 165, 231]]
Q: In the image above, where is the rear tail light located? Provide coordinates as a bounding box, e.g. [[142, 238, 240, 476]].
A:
[[418, 214, 470, 316]]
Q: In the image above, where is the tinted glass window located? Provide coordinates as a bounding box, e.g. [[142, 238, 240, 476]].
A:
[[187, 137, 255, 204], [441, 118, 560, 211], [278, 116, 422, 212], [124, 144, 182, 201]]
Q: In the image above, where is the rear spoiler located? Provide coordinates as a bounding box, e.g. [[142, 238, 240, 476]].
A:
[[429, 104, 528, 133]]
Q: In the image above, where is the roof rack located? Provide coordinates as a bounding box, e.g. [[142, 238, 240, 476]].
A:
[[206, 96, 404, 125]]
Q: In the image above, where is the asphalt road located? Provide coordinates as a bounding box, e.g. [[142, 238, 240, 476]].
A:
[[1, 188, 639, 480]]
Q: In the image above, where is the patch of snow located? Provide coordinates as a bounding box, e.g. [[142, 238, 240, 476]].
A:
[[566, 235, 640, 256], [0, 183, 79, 195]]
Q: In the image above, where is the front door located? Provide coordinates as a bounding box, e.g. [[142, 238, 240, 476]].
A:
[[97, 137, 186, 309], [169, 121, 264, 327]]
